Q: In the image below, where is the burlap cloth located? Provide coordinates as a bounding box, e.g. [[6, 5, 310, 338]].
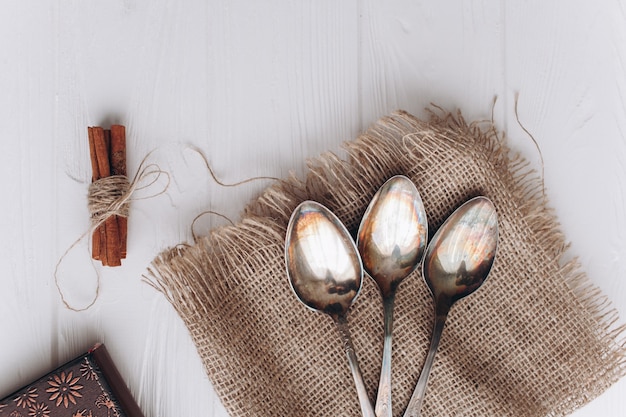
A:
[[147, 110, 626, 417]]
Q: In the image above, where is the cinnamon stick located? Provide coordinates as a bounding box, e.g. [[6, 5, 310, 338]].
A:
[[102, 129, 121, 267], [88, 128, 102, 261], [110, 125, 127, 259], [88, 127, 122, 267], [92, 128, 108, 265]]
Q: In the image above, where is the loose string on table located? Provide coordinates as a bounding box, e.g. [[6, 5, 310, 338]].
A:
[[513, 92, 547, 202], [184, 145, 281, 242], [186, 144, 281, 187], [190, 210, 236, 243]]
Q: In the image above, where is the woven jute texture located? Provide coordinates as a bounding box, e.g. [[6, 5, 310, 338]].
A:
[[147, 110, 626, 417]]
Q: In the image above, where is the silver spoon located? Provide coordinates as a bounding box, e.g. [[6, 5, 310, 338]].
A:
[[357, 175, 428, 417], [285, 201, 376, 417], [403, 196, 498, 417]]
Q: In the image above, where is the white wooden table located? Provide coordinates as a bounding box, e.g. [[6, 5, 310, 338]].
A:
[[2, 1, 625, 416]]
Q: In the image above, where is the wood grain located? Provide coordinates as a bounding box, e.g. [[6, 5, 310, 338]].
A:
[[1, 1, 625, 416]]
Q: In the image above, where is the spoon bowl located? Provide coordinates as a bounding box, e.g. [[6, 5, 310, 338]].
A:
[[403, 196, 498, 417], [285, 200, 375, 417], [357, 175, 428, 417], [423, 196, 498, 302], [358, 175, 428, 295], [286, 201, 362, 316]]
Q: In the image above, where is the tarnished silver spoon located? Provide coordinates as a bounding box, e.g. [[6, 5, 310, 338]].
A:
[[285, 201, 376, 417], [357, 175, 428, 417], [403, 196, 498, 417]]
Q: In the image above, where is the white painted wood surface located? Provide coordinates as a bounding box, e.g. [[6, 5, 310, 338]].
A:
[[2, 1, 625, 416]]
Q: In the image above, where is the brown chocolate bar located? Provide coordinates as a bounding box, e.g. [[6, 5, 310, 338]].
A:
[[0, 343, 144, 417]]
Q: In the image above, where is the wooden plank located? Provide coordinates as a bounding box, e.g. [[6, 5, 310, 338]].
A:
[[359, 0, 506, 127], [0, 0, 56, 398]]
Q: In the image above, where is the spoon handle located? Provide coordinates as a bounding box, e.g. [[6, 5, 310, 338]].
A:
[[403, 304, 450, 417], [374, 295, 395, 417], [334, 315, 376, 417]]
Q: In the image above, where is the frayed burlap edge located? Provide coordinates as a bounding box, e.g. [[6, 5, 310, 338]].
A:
[[146, 109, 626, 417]]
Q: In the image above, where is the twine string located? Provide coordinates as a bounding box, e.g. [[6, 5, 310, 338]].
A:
[[186, 144, 281, 187], [514, 92, 547, 201], [88, 176, 130, 221], [54, 155, 170, 312], [184, 145, 279, 242], [56, 144, 278, 312], [190, 210, 235, 243]]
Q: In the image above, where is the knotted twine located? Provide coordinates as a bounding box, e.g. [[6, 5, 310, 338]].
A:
[[56, 145, 275, 311], [55, 156, 169, 311], [146, 110, 626, 417], [87, 175, 132, 222]]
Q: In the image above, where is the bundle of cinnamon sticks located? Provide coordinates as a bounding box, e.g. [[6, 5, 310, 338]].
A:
[[88, 126, 127, 267]]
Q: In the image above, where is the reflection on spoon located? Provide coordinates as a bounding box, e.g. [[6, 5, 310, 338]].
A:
[[357, 175, 428, 417], [285, 201, 376, 417], [403, 196, 498, 417]]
